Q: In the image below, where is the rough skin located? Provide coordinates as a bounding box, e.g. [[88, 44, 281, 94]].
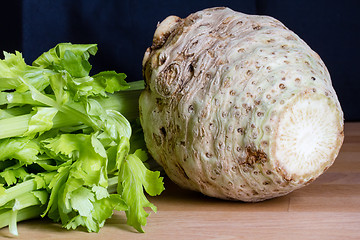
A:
[[139, 7, 344, 201]]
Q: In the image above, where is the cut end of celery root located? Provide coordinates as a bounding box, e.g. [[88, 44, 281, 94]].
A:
[[271, 92, 344, 183]]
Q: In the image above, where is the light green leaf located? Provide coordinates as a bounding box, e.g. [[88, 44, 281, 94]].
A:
[[60, 50, 92, 78], [17, 76, 58, 107], [114, 136, 130, 172], [0, 167, 28, 186], [92, 71, 129, 93], [0, 137, 40, 165], [43, 166, 70, 219], [133, 149, 148, 162], [48, 72, 70, 106], [69, 187, 95, 217], [24, 107, 58, 136], [92, 194, 128, 223], [69, 215, 99, 232], [0, 51, 53, 94], [0, 51, 26, 91], [118, 153, 164, 232], [105, 110, 132, 140], [32, 190, 49, 205], [91, 185, 109, 200], [33, 43, 97, 70]]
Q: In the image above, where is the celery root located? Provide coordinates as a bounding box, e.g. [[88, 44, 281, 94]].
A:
[[139, 7, 344, 201]]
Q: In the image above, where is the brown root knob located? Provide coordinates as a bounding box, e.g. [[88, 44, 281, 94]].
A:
[[153, 15, 182, 49]]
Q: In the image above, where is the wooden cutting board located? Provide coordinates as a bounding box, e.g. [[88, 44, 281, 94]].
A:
[[1, 122, 359, 240]]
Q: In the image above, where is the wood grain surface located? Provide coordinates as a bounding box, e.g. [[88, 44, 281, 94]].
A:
[[1, 122, 359, 240]]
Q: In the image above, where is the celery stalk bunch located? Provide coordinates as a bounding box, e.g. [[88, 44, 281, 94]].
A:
[[0, 43, 164, 235]]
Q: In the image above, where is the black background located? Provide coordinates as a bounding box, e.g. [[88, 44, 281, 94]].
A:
[[1, 1, 359, 121]]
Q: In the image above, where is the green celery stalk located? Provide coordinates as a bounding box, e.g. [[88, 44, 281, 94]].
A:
[[0, 43, 163, 235], [0, 86, 143, 140], [0, 179, 37, 206], [0, 205, 46, 235]]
